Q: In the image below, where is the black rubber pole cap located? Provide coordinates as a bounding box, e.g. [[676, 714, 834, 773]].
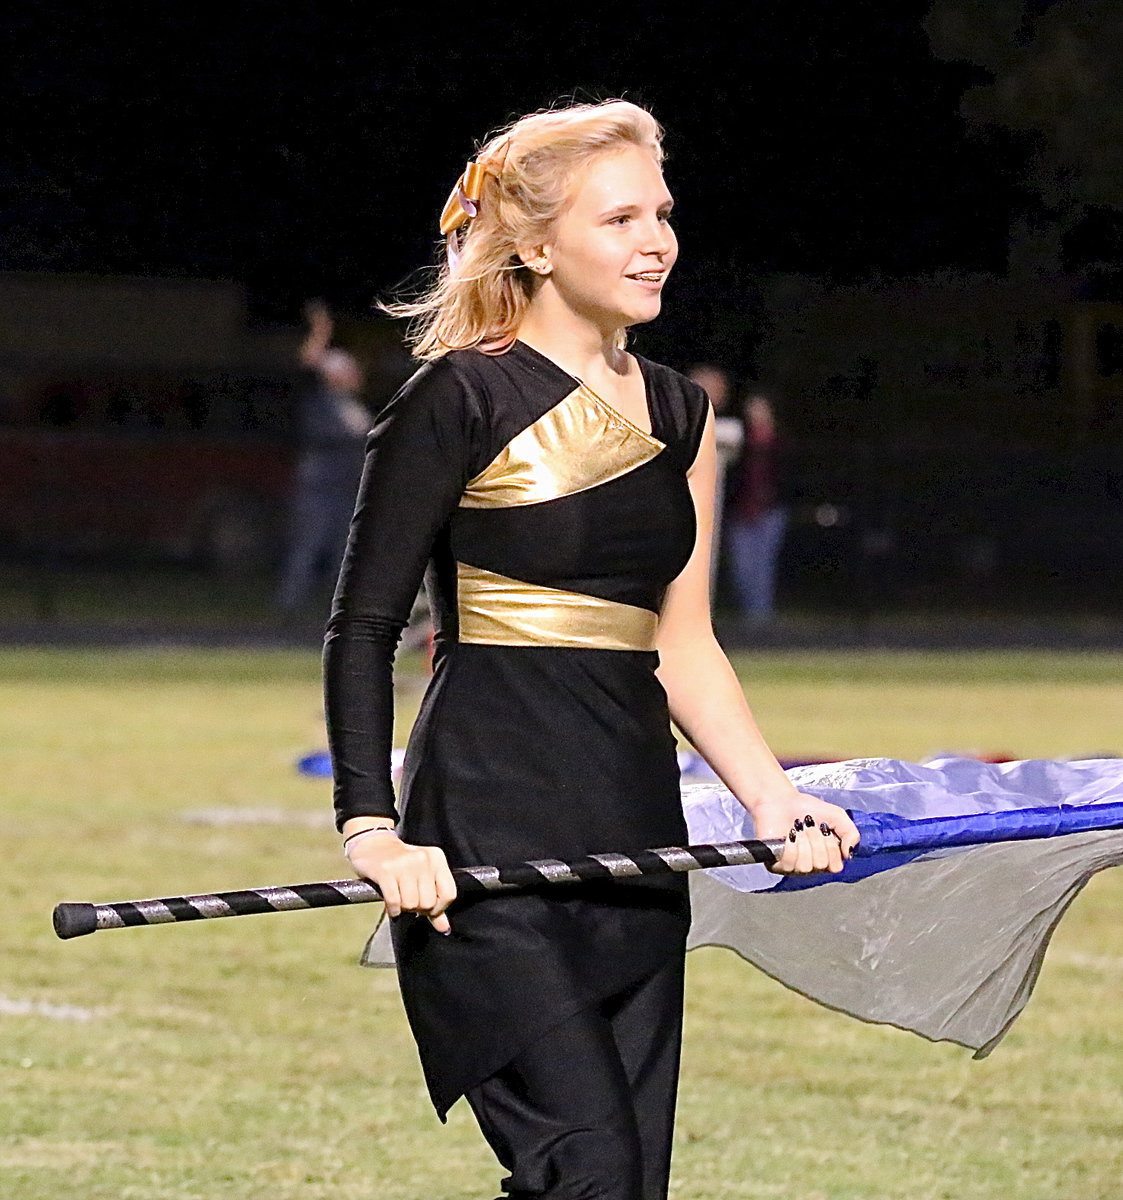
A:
[[53, 903, 99, 940]]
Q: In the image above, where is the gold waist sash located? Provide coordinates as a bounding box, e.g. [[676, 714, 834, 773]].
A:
[[456, 562, 658, 651]]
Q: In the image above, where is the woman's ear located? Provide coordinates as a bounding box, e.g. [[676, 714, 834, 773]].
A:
[[517, 245, 552, 276]]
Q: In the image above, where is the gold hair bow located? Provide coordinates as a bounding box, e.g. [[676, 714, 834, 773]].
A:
[[439, 160, 488, 236]]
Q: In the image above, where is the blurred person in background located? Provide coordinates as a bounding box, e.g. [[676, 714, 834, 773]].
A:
[[726, 392, 789, 623], [687, 363, 743, 599], [685, 362, 731, 415], [275, 300, 371, 613]]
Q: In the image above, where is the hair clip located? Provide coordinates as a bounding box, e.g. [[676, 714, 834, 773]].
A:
[[439, 160, 488, 236]]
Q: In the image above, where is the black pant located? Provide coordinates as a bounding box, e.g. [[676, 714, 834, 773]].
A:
[[464, 951, 686, 1200]]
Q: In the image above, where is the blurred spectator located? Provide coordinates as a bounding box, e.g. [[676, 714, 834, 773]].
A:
[[686, 363, 732, 416], [725, 393, 790, 622], [275, 301, 370, 612], [687, 364, 743, 595]]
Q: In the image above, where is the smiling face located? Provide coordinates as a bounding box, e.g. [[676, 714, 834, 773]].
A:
[[530, 144, 678, 335]]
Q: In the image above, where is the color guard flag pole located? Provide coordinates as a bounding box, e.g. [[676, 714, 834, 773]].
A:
[[51, 797, 1123, 941], [52, 836, 788, 940]]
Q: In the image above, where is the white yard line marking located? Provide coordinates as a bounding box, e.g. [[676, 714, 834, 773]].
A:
[[1053, 952, 1123, 973], [179, 808, 329, 827], [0, 994, 110, 1022]]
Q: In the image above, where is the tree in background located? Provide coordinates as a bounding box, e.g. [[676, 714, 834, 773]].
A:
[[926, 0, 1123, 280]]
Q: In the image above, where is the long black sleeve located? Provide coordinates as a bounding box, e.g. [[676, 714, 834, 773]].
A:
[[323, 357, 484, 830]]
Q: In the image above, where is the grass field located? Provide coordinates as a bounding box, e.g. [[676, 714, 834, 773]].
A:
[[2, 646, 1121, 1199]]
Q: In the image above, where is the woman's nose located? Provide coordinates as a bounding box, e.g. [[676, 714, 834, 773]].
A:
[[641, 217, 674, 256]]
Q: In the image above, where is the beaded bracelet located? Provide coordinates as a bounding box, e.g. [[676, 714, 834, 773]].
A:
[[342, 826, 399, 852]]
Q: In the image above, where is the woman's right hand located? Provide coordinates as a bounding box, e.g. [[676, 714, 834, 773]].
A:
[[344, 831, 458, 934]]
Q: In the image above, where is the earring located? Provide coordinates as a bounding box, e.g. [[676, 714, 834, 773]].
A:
[[525, 259, 549, 275]]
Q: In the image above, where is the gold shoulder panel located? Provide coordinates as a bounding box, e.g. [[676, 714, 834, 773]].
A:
[[457, 562, 658, 651], [460, 384, 664, 509]]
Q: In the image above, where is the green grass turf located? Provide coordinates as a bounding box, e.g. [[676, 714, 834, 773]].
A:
[[1, 647, 1121, 1199]]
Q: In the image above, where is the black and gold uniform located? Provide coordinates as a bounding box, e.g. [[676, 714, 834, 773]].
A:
[[324, 337, 710, 1197]]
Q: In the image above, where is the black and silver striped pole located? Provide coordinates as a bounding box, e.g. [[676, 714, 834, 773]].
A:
[[52, 836, 785, 940]]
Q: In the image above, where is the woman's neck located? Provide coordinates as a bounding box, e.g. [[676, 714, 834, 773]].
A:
[[516, 297, 628, 383]]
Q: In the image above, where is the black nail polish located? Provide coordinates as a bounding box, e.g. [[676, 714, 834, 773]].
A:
[[793, 818, 804, 832], [820, 822, 831, 836], [804, 814, 814, 826], [788, 830, 797, 842]]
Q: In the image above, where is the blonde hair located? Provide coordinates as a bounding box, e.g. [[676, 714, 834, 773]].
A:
[[381, 99, 665, 360]]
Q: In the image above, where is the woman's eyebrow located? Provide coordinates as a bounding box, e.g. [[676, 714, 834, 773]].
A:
[[598, 199, 675, 218]]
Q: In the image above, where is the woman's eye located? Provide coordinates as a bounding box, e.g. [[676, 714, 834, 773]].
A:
[[608, 212, 671, 226]]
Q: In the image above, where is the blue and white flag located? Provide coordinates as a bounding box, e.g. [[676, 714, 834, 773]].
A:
[[682, 755, 1123, 1056]]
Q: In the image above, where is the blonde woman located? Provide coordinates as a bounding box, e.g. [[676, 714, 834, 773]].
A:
[[324, 99, 858, 1200]]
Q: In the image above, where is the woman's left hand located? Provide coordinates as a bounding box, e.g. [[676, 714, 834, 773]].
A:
[[746, 789, 860, 875]]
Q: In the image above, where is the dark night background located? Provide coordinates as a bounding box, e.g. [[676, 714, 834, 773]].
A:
[[5, 2, 1026, 329], [8, 0, 1123, 623]]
